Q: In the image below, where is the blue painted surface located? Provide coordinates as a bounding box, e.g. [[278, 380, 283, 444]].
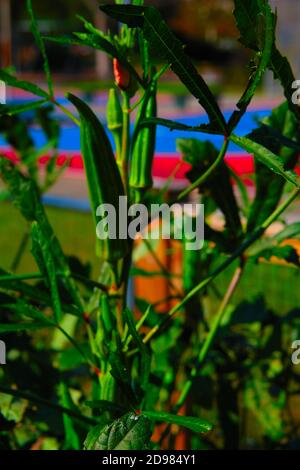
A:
[[1, 105, 271, 211], [0, 108, 270, 154], [42, 194, 91, 211]]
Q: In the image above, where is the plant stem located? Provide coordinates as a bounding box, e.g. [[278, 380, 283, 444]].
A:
[[158, 161, 185, 199], [54, 99, 80, 126], [0, 385, 97, 427], [177, 137, 229, 201], [0, 271, 108, 292], [56, 325, 96, 368], [120, 92, 131, 192], [0, 272, 43, 282], [143, 187, 300, 344], [11, 231, 30, 272], [174, 263, 243, 412]]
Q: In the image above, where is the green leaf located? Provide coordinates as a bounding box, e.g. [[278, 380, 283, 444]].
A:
[[85, 400, 127, 415], [0, 115, 35, 162], [31, 221, 62, 323], [228, 167, 250, 214], [273, 222, 300, 243], [254, 244, 300, 267], [27, 0, 53, 97], [229, 0, 275, 130], [241, 102, 300, 231], [232, 0, 300, 120], [0, 161, 84, 312], [3, 297, 54, 325], [59, 383, 81, 450], [230, 134, 300, 188], [233, 0, 266, 50], [0, 268, 48, 305], [141, 117, 222, 135], [244, 367, 285, 441], [177, 138, 242, 248], [84, 412, 152, 450], [270, 46, 300, 119], [101, 4, 226, 133], [0, 322, 51, 333], [0, 394, 28, 423], [0, 385, 97, 427], [123, 308, 151, 391], [143, 411, 213, 433], [45, 33, 144, 88], [67, 93, 129, 266], [0, 99, 47, 116], [108, 352, 138, 407], [36, 105, 60, 149], [0, 70, 48, 98]]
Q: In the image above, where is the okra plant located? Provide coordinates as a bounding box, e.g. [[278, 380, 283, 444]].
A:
[[0, 0, 299, 450]]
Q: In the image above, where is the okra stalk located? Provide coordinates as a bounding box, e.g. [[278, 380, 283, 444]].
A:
[[129, 82, 157, 203]]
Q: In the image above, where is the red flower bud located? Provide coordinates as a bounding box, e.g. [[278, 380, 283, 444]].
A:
[[113, 58, 131, 91]]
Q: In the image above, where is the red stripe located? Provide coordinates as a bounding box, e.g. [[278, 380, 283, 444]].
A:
[[1, 149, 299, 187]]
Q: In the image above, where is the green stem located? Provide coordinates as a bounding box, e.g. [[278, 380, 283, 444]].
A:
[[120, 92, 131, 192], [177, 138, 229, 201], [143, 187, 300, 344], [11, 231, 30, 272], [174, 264, 243, 411], [0, 385, 97, 427], [54, 99, 80, 126], [56, 325, 96, 368], [0, 271, 108, 292], [0, 272, 43, 282]]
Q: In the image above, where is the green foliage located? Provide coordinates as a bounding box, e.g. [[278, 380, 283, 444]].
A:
[[0, 0, 299, 452], [143, 411, 213, 433], [27, 0, 54, 97], [177, 138, 243, 248], [67, 93, 129, 273], [84, 412, 152, 450], [230, 134, 300, 187], [100, 4, 226, 133], [229, 0, 275, 130]]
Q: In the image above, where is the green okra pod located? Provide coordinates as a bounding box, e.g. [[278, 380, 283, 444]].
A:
[[68, 93, 129, 281], [129, 81, 157, 203], [107, 88, 123, 165]]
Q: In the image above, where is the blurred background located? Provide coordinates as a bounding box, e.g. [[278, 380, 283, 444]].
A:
[[1, 2, 300, 450], [0, 0, 299, 287], [1, 0, 299, 89]]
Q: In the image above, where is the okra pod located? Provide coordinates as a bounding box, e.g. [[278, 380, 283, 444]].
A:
[[129, 82, 157, 203], [107, 88, 123, 164], [68, 94, 129, 281]]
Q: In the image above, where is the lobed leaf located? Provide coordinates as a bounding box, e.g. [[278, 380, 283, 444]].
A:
[[0, 70, 48, 98], [143, 410, 213, 433], [230, 134, 300, 188], [100, 4, 226, 133], [27, 0, 53, 97]]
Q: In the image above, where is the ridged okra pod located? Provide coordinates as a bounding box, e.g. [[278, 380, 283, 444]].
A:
[[68, 93, 129, 280], [129, 82, 157, 203], [107, 88, 123, 165]]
